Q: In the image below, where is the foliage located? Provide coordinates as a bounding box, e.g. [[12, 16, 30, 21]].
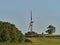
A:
[[25, 31, 38, 36], [0, 21, 25, 42], [0, 38, 60, 45], [46, 25, 56, 34], [24, 38, 32, 43]]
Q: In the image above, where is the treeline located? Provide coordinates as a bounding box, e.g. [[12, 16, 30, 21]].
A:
[[0, 21, 25, 42]]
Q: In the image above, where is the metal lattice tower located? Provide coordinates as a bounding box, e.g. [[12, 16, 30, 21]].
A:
[[28, 11, 34, 32]]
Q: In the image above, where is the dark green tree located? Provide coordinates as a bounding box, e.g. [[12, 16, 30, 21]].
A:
[[46, 25, 56, 34], [0, 21, 25, 42], [25, 31, 38, 37]]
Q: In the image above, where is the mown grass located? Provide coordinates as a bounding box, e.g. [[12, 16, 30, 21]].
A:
[[0, 38, 60, 45]]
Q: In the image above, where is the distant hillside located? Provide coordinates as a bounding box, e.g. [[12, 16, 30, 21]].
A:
[[0, 21, 25, 42]]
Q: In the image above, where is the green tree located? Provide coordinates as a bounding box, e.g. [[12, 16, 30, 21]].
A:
[[25, 31, 38, 36], [46, 25, 56, 34], [0, 21, 25, 42]]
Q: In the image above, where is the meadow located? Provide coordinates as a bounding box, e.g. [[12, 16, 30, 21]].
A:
[[0, 38, 60, 45]]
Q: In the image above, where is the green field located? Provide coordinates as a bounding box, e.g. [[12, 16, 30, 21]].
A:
[[0, 38, 60, 45]]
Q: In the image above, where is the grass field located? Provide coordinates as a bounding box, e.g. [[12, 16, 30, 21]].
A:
[[0, 38, 60, 45]]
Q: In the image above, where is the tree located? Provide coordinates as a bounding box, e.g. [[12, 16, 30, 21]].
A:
[[25, 31, 38, 37], [0, 21, 25, 42], [46, 25, 56, 34]]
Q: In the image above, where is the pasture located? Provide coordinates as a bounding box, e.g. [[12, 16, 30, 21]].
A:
[[0, 38, 60, 45]]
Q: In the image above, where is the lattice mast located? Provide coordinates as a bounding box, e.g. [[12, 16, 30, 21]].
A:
[[28, 11, 34, 32]]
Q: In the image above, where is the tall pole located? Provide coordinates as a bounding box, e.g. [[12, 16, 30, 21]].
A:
[[30, 11, 32, 32], [30, 10, 34, 32]]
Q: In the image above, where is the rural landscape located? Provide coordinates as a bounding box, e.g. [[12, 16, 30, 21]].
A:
[[0, 21, 60, 45], [0, 16, 60, 45], [0, 0, 60, 45]]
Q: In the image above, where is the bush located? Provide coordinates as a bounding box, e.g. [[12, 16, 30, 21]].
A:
[[24, 39, 32, 43], [0, 21, 25, 42]]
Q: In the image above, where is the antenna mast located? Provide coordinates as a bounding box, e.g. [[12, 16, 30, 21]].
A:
[[28, 11, 34, 32]]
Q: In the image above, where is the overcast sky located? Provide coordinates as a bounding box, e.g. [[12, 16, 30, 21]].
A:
[[0, 0, 60, 34]]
